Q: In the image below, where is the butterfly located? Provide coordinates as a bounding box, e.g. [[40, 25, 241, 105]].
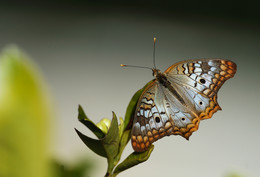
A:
[[131, 58, 237, 152]]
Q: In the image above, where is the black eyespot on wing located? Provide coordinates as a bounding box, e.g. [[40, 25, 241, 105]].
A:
[[155, 116, 160, 123], [199, 101, 203, 105], [199, 78, 206, 84], [181, 117, 185, 121]]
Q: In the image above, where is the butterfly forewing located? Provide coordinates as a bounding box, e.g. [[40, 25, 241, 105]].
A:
[[131, 59, 237, 152]]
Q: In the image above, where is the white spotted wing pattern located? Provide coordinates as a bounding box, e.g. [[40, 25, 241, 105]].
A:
[[131, 59, 237, 152]]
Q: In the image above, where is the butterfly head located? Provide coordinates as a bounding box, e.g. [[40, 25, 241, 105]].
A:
[[152, 68, 161, 78]]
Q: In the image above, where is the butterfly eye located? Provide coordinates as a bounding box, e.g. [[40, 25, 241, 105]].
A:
[[181, 117, 185, 121], [199, 78, 206, 84], [155, 116, 160, 123]]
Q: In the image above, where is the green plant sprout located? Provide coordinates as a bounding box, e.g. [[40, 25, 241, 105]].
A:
[[75, 81, 154, 177]]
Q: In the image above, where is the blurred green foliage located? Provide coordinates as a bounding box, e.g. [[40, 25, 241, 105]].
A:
[[52, 159, 94, 177], [0, 46, 93, 177], [0, 46, 52, 177]]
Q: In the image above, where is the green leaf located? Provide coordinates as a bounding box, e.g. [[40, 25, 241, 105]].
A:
[[118, 117, 124, 139], [75, 112, 120, 172], [0, 46, 53, 177], [113, 145, 154, 175], [117, 129, 131, 160], [75, 129, 107, 158], [123, 80, 153, 130], [102, 112, 120, 173], [78, 105, 105, 139]]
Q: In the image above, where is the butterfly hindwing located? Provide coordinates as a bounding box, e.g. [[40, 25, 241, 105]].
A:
[[160, 84, 201, 140], [131, 81, 174, 152], [131, 80, 201, 151]]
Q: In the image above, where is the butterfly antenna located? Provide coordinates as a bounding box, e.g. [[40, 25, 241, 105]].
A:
[[120, 64, 153, 70], [121, 37, 157, 71], [153, 37, 157, 69]]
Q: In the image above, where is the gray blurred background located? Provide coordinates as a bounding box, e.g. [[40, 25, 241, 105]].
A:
[[0, 1, 259, 177]]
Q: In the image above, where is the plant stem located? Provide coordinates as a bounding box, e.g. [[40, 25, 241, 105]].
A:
[[104, 172, 117, 177]]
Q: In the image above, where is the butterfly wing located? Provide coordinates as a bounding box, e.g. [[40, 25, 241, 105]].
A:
[[131, 80, 174, 152]]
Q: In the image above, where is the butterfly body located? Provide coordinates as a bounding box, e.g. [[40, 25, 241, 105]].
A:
[[131, 59, 236, 152]]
